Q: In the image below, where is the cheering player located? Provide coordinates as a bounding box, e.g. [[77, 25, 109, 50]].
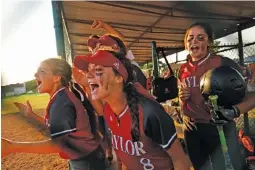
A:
[[73, 35, 192, 170]]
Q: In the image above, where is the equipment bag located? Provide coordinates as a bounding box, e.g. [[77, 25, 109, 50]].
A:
[[152, 49, 178, 102]]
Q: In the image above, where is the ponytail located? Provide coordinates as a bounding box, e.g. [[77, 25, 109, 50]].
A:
[[108, 35, 141, 141], [124, 82, 140, 142]]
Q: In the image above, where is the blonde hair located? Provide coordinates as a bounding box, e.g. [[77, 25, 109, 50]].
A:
[[42, 58, 72, 87]]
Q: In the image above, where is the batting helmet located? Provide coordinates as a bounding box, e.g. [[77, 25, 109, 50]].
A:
[[200, 66, 247, 107]]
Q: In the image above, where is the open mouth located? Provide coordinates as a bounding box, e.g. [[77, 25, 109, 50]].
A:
[[89, 83, 99, 93], [190, 45, 199, 53], [36, 80, 42, 89]]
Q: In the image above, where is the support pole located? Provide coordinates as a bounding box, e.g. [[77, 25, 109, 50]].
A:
[[238, 27, 249, 136], [176, 51, 178, 63], [52, 1, 66, 60], [238, 28, 244, 66], [152, 41, 159, 78]]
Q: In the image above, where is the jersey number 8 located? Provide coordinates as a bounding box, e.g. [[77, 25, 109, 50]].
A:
[[140, 158, 154, 170]]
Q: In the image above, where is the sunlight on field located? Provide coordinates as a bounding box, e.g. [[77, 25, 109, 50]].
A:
[[1, 93, 49, 114]]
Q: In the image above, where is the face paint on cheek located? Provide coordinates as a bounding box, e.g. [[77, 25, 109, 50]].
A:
[[201, 45, 205, 51], [200, 43, 208, 53], [104, 80, 109, 91], [96, 73, 109, 91]]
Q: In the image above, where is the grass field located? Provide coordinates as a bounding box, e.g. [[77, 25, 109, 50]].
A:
[[1, 93, 255, 135], [1, 93, 49, 115]]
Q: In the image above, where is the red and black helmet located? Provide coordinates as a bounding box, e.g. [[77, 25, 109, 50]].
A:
[[200, 66, 247, 107]]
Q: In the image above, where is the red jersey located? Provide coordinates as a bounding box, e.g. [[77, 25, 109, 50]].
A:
[[103, 96, 177, 170], [179, 54, 242, 123]]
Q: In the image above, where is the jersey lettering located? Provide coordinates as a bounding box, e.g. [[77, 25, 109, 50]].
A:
[[125, 140, 135, 155], [185, 76, 199, 88], [110, 132, 146, 156], [140, 158, 154, 170]]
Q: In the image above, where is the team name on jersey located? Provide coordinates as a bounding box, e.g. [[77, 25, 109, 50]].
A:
[[110, 129, 146, 156], [183, 76, 199, 88]]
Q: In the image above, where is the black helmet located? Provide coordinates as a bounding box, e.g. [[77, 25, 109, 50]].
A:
[[200, 66, 247, 107]]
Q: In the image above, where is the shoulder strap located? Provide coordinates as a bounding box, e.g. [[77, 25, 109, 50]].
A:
[[161, 49, 174, 76]]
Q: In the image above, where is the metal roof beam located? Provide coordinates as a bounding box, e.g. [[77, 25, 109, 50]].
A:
[[128, 3, 178, 48], [212, 2, 255, 10], [111, 1, 252, 20], [112, 25, 186, 34], [66, 18, 185, 31], [72, 43, 87, 46], [70, 33, 183, 42], [92, 2, 244, 21], [129, 46, 151, 49]]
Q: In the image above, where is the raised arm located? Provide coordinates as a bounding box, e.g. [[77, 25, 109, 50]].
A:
[[91, 20, 126, 45], [13, 101, 45, 125], [1, 137, 61, 158]]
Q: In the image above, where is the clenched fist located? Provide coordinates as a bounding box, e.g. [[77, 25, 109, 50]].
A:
[[91, 20, 105, 29]]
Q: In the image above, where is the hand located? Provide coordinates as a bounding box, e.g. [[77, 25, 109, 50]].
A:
[[105, 148, 113, 167], [216, 106, 241, 121], [91, 20, 105, 29], [207, 104, 240, 125], [1, 138, 14, 158], [13, 100, 33, 117], [179, 87, 190, 102], [72, 66, 89, 87]]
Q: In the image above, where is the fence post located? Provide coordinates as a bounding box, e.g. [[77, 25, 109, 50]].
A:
[[52, 1, 66, 60], [238, 27, 250, 136]]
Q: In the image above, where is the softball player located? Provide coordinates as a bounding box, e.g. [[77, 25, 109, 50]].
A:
[[73, 35, 192, 170], [2, 58, 106, 170], [179, 22, 245, 170]]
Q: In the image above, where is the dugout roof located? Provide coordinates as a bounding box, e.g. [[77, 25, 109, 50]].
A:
[[61, 1, 255, 64]]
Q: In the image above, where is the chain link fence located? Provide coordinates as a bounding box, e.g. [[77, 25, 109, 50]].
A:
[[213, 42, 255, 61], [62, 12, 73, 65], [213, 42, 255, 136], [158, 42, 255, 137]]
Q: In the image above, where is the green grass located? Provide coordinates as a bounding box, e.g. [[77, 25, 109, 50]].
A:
[[1, 93, 49, 114]]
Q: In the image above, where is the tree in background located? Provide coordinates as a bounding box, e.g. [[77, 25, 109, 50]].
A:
[[25, 79, 37, 92]]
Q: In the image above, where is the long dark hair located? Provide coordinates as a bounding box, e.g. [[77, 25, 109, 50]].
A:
[[184, 22, 214, 50], [109, 35, 140, 142]]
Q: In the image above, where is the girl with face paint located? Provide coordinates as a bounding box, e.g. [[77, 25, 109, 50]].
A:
[[74, 35, 193, 170], [90, 20, 147, 89], [86, 31, 147, 165], [178, 22, 246, 170], [1, 58, 106, 170]]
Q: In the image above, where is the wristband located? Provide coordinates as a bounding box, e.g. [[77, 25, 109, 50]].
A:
[[233, 105, 241, 118]]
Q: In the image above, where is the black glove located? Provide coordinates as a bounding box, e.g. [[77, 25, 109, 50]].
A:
[[205, 101, 241, 125], [216, 105, 241, 121]]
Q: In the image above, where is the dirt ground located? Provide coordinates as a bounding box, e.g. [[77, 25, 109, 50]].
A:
[[1, 109, 69, 170], [2, 108, 254, 170], [1, 110, 119, 170]]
